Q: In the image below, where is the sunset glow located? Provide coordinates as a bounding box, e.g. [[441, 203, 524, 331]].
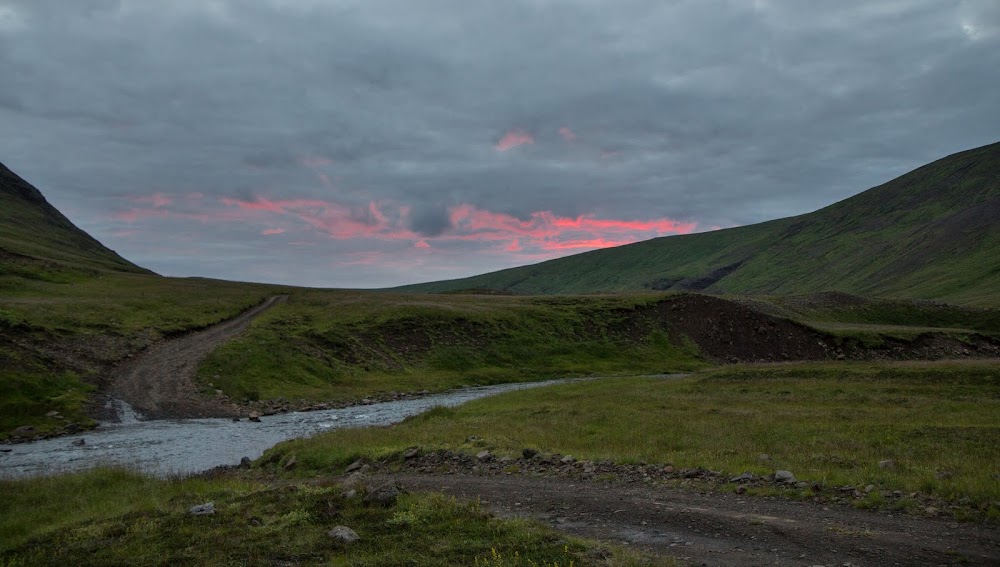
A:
[[494, 129, 535, 151], [114, 192, 696, 261]]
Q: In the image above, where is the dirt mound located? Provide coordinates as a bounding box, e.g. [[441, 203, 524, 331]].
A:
[[618, 294, 1000, 363]]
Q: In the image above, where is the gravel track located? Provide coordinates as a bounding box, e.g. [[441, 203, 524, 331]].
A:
[[384, 472, 1000, 566], [109, 296, 286, 419]]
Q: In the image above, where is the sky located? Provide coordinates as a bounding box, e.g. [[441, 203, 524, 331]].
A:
[[0, 1, 997, 288]]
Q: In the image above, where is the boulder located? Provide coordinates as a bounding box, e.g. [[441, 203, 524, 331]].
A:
[[402, 447, 420, 460], [476, 450, 493, 462], [240, 456, 252, 469], [248, 412, 261, 422], [364, 483, 404, 507], [189, 502, 215, 515], [729, 472, 754, 483], [345, 459, 365, 473], [522, 448, 539, 459], [773, 470, 796, 484], [878, 459, 896, 469], [328, 526, 360, 544]]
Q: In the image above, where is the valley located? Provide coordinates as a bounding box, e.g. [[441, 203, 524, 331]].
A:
[[1, 147, 999, 565]]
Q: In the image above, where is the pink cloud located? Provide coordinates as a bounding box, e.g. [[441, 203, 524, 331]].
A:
[[494, 129, 534, 151], [558, 126, 576, 142], [220, 197, 418, 240], [113, 190, 697, 267]]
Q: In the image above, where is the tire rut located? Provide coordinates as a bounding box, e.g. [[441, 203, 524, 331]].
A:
[[382, 473, 1000, 566], [109, 295, 286, 420]]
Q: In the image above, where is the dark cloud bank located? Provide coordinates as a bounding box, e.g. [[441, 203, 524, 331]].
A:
[[0, 0, 997, 287]]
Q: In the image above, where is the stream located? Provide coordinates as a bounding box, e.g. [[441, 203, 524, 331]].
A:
[[0, 379, 579, 479]]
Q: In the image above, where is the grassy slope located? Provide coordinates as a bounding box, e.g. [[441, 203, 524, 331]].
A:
[[396, 143, 1000, 306], [0, 469, 656, 566], [0, 162, 149, 280], [197, 290, 704, 404], [267, 361, 1000, 519]]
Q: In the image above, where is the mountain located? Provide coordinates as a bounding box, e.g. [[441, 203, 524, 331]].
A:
[[395, 142, 1000, 306], [0, 162, 151, 279]]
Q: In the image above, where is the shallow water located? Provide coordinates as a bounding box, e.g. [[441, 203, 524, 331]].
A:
[[0, 379, 577, 478]]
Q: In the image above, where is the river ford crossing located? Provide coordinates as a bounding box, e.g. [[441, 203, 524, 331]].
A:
[[0, 379, 583, 478]]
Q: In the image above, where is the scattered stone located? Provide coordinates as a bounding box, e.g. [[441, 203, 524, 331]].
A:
[[773, 470, 796, 484], [924, 506, 939, 516], [522, 448, 539, 459], [283, 456, 298, 470], [864, 484, 875, 494], [240, 457, 252, 469], [735, 486, 747, 495], [328, 525, 360, 544], [878, 459, 896, 469], [476, 450, 493, 462], [248, 412, 261, 422], [758, 453, 772, 462], [346, 459, 365, 473], [663, 465, 674, 473], [189, 502, 215, 515], [560, 455, 576, 465], [45, 411, 60, 418], [13, 426, 35, 436], [403, 447, 420, 460], [71, 438, 85, 447], [364, 483, 404, 507], [729, 472, 754, 483], [934, 470, 953, 480]]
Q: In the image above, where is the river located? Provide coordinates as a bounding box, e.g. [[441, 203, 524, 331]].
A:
[[0, 379, 579, 479]]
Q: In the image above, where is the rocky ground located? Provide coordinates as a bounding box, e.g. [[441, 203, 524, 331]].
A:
[[303, 449, 1000, 566]]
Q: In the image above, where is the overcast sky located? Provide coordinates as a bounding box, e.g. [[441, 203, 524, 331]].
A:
[[1, 1, 997, 288]]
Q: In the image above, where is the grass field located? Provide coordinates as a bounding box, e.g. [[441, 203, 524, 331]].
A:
[[264, 360, 1000, 519], [197, 290, 705, 403], [0, 468, 657, 566]]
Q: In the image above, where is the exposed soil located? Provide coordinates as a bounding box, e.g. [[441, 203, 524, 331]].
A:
[[611, 294, 1000, 364], [107, 295, 286, 420], [377, 471, 1000, 566]]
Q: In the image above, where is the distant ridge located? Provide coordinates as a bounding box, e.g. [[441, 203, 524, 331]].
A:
[[395, 142, 1000, 306], [0, 162, 151, 278]]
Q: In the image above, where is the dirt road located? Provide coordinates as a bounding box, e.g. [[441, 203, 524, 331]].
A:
[[110, 295, 286, 419], [384, 473, 1000, 566]]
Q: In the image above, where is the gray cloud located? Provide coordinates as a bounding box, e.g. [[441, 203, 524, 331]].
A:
[[0, 0, 997, 287]]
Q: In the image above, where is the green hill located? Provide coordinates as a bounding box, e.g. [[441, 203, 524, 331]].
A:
[[395, 142, 1000, 306], [0, 162, 151, 280]]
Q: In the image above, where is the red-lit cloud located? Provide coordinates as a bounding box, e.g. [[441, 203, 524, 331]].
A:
[[112, 191, 697, 265], [558, 126, 576, 142], [494, 129, 534, 151], [446, 204, 696, 253]]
